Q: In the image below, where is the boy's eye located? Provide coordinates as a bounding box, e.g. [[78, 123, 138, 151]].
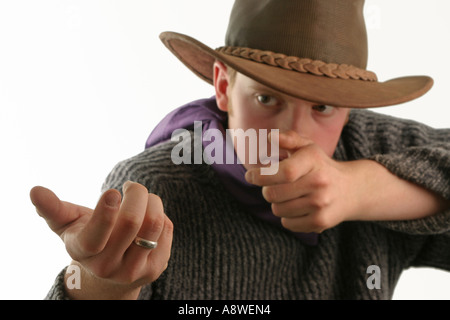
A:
[[256, 95, 278, 107], [312, 104, 334, 114]]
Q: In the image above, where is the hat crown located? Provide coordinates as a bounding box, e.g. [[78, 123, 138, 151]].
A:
[[225, 0, 368, 69]]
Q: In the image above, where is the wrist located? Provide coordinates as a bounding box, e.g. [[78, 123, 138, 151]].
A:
[[332, 159, 375, 222], [64, 261, 142, 300], [349, 160, 384, 220]]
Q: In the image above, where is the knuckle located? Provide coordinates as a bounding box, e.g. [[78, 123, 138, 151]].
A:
[[120, 212, 142, 230], [146, 213, 165, 233], [163, 216, 174, 234], [311, 213, 329, 231], [312, 171, 330, 188], [281, 164, 298, 182], [310, 193, 331, 209]]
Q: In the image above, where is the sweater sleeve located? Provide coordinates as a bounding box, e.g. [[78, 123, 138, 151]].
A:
[[338, 109, 450, 236], [44, 267, 71, 300]]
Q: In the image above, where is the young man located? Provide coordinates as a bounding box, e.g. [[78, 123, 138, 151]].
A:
[[31, 0, 450, 299]]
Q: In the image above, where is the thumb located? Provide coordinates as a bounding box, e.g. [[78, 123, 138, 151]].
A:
[[30, 186, 92, 235]]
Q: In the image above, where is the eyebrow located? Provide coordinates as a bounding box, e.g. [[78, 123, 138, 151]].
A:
[[248, 84, 285, 99]]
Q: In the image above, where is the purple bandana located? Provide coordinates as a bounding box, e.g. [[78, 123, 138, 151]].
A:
[[145, 97, 318, 246]]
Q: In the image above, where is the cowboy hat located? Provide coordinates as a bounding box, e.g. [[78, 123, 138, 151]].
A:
[[159, 0, 433, 108]]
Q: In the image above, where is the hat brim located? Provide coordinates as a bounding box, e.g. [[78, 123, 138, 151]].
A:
[[160, 31, 433, 108]]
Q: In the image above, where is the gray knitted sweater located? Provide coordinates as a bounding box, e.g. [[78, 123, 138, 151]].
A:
[[46, 109, 450, 300]]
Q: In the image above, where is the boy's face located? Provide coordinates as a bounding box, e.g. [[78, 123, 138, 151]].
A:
[[214, 62, 351, 172]]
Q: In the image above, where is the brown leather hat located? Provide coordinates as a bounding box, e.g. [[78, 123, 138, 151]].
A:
[[160, 0, 433, 108]]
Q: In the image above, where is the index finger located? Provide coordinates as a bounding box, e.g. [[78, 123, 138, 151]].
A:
[[245, 131, 313, 186], [72, 189, 122, 258], [276, 130, 312, 153], [104, 181, 150, 256], [245, 156, 310, 186]]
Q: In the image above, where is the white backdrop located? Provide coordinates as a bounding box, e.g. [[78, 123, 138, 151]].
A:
[[1, 0, 449, 299]]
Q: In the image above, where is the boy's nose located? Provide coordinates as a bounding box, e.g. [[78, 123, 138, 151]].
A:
[[284, 106, 311, 138]]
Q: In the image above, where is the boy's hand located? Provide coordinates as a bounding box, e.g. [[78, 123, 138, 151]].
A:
[[30, 181, 173, 299], [245, 130, 362, 233], [246, 130, 449, 234]]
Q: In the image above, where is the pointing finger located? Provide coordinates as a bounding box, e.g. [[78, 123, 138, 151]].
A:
[[277, 131, 312, 154], [71, 189, 122, 258], [105, 181, 149, 256]]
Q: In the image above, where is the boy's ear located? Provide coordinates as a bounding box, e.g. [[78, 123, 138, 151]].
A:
[[213, 60, 230, 112]]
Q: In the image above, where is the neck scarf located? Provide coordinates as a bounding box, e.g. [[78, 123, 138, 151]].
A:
[[145, 97, 318, 246]]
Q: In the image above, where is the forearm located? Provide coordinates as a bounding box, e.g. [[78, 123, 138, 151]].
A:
[[350, 159, 450, 222]]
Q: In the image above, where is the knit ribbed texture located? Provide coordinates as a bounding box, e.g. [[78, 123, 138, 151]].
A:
[[45, 109, 450, 300]]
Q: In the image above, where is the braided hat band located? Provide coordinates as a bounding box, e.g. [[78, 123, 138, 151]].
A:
[[161, 0, 433, 108], [216, 46, 378, 82]]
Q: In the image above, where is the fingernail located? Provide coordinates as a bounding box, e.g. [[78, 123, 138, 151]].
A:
[[105, 191, 120, 207]]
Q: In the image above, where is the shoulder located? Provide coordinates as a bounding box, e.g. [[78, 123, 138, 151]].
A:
[[335, 109, 450, 160], [346, 109, 450, 137], [101, 141, 171, 192], [345, 109, 447, 147], [347, 109, 427, 131]]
